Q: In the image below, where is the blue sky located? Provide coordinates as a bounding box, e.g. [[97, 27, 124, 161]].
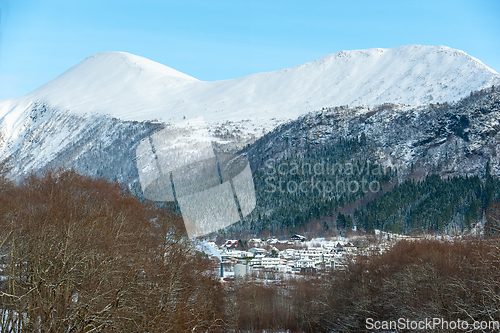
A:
[[0, 0, 499, 100]]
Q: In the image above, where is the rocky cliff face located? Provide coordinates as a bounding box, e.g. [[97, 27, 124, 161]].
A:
[[242, 87, 500, 181], [0, 102, 163, 189]]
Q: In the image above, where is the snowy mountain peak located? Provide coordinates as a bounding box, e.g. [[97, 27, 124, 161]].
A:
[[18, 51, 199, 121], [47, 51, 198, 82], [77, 51, 199, 81], [313, 45, 497, 77], [1, 45, 499, 131]]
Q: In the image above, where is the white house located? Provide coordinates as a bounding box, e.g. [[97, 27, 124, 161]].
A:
[[249, 254, 265, 266], [274, 264, 293, 273], [281, 248, 295, 260], [248, 248, 267, 256], [261, 257, 283, 268], [295, 259, 315, 268]]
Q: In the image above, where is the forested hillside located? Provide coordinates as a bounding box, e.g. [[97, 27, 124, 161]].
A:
[[355, 171, 500, 234], [227, 87, 500, 237]]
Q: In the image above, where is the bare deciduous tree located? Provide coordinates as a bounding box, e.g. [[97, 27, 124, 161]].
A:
[[0, 170, 225, 332]]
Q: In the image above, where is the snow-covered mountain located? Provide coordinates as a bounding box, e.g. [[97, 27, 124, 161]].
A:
[[0, 45, 499, 181], [243, 87, 500, 180], [2, 45, 500, 127]]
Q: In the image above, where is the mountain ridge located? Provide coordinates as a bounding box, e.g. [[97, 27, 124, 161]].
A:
[[1, 45, 499, 134], [0, 45, 499, 187]]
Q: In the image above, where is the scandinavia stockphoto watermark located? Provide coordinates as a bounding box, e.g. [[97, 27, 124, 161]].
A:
[[135, 117, 256, 238], [263, 158, 385, 198]]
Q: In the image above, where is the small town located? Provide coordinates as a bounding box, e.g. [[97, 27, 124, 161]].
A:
[[202, 231, 419, 281]]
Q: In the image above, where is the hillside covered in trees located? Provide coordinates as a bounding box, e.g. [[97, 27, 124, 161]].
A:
[[227, 87, 500, 237]]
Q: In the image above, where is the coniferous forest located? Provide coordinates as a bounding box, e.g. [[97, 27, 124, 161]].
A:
[[229, 138, 500, 238]]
